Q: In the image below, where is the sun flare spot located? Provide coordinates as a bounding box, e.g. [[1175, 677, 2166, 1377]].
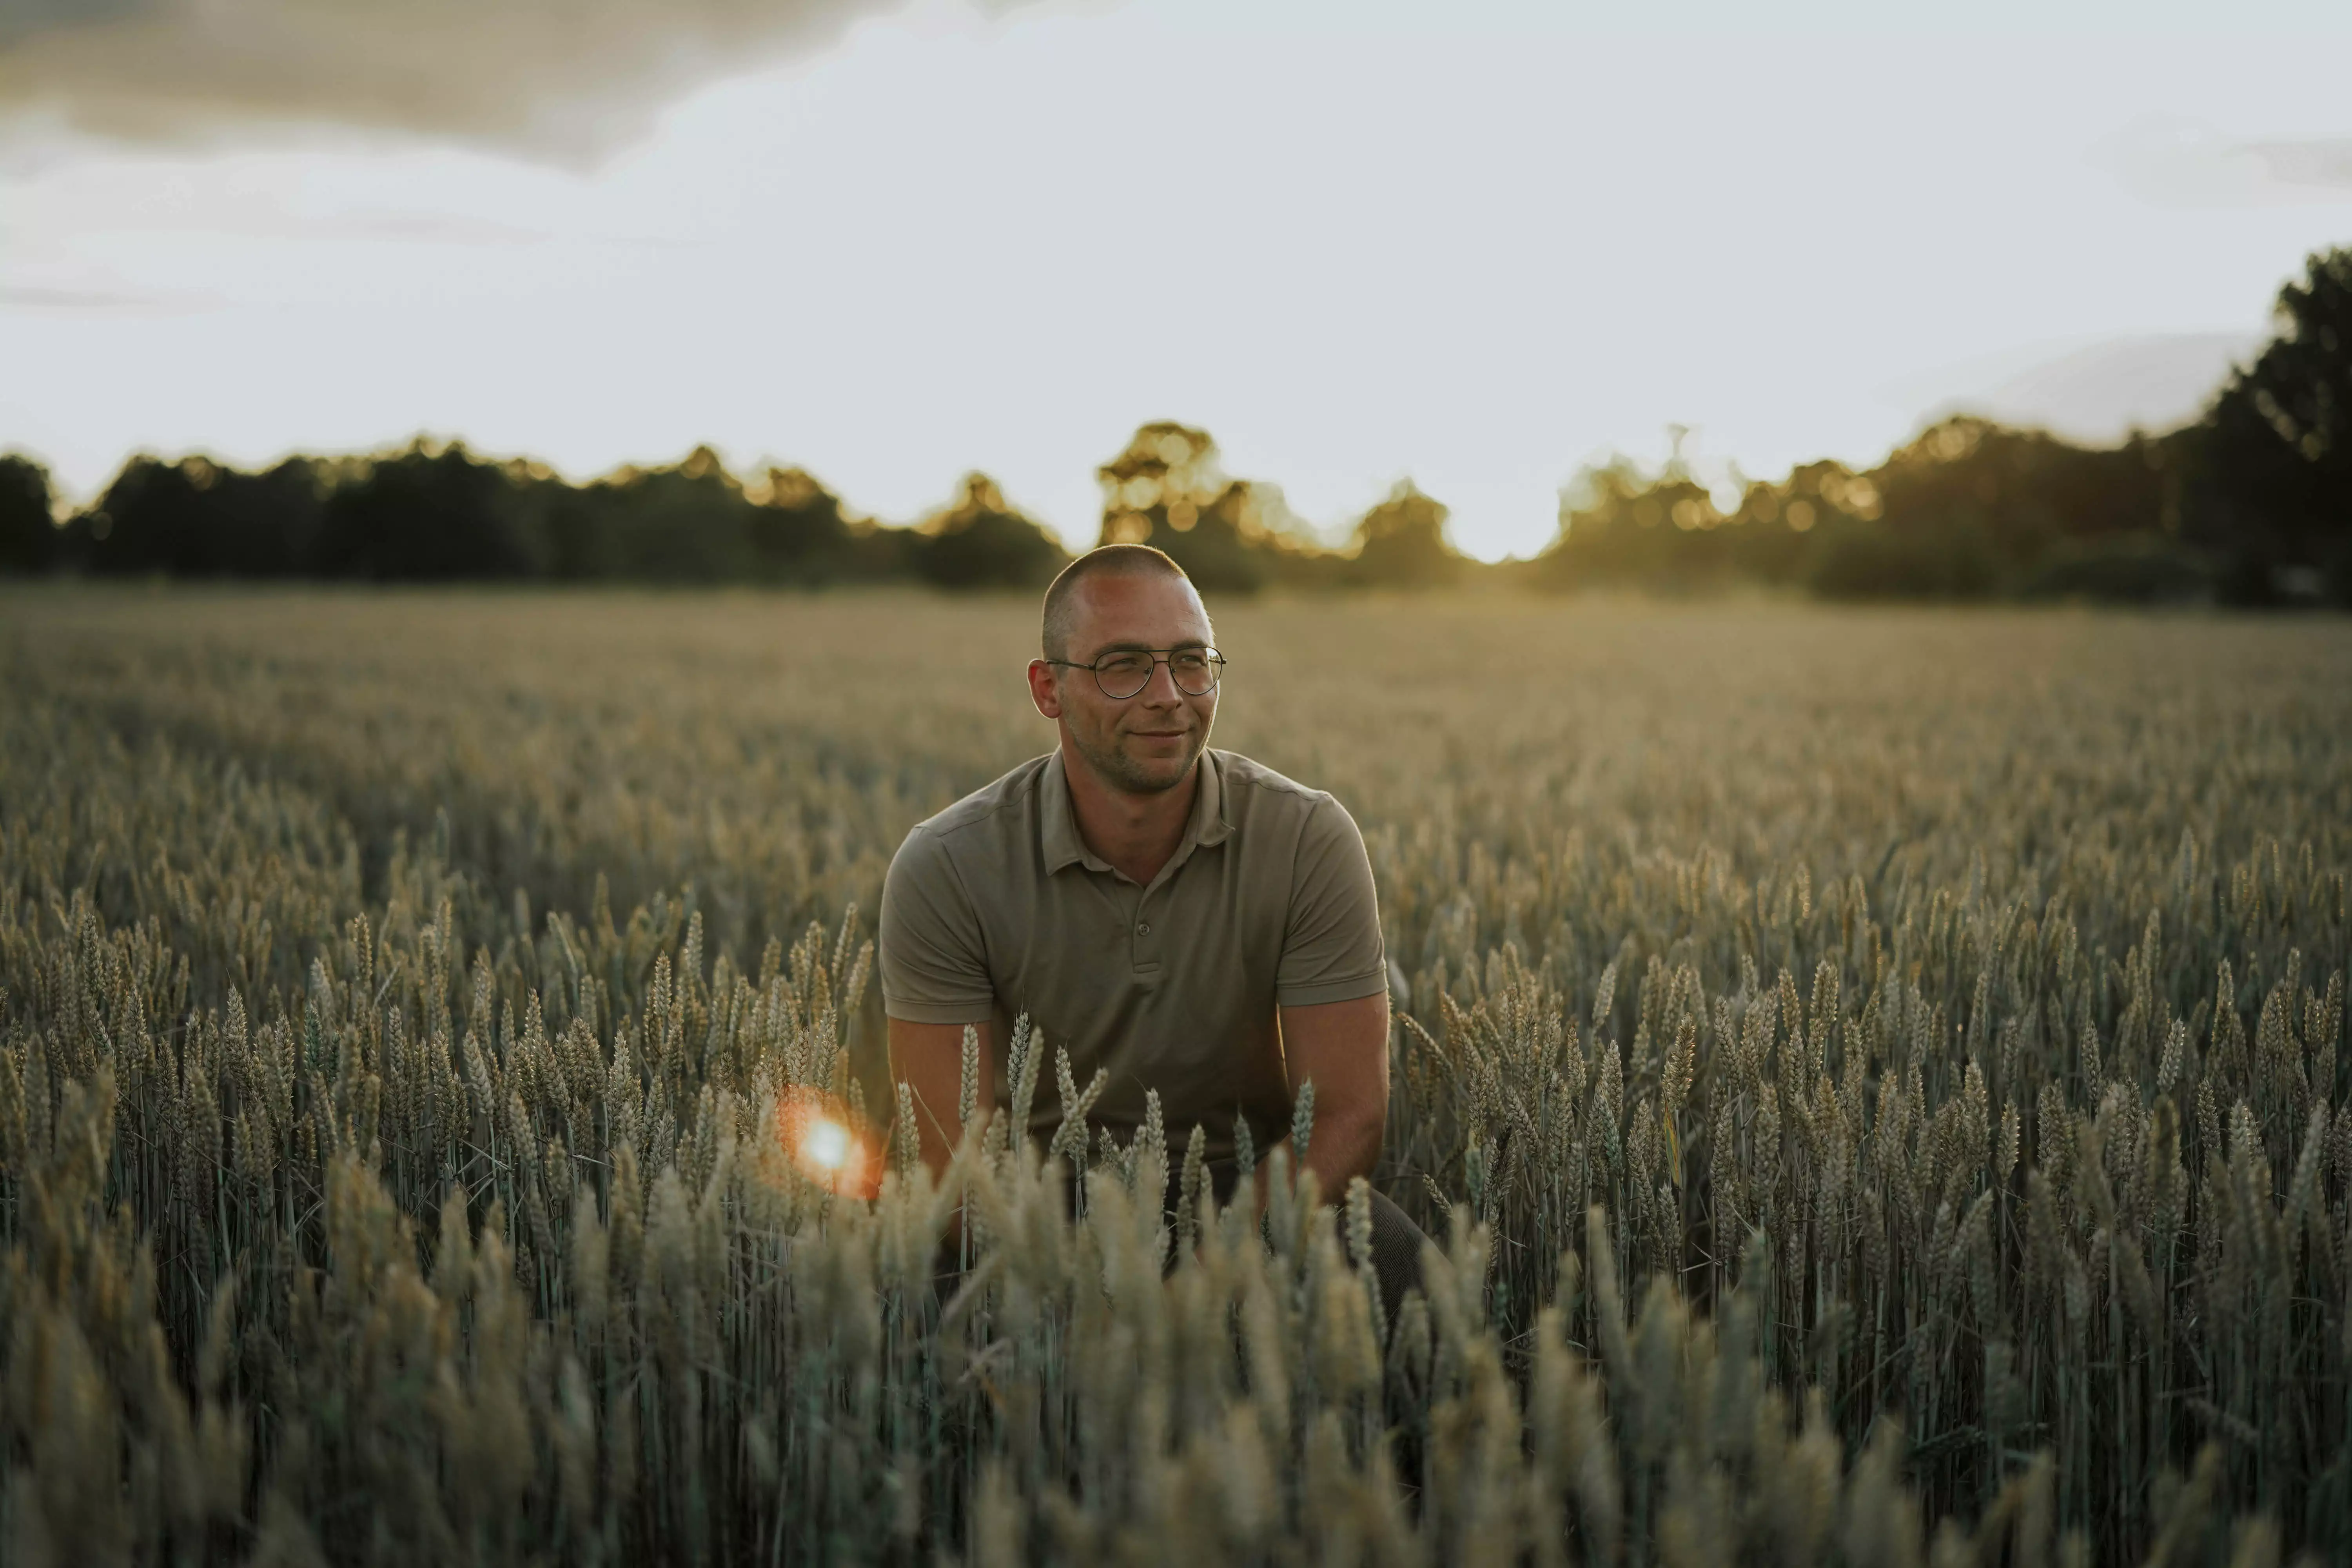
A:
[[802, 1117, 851, 1171]]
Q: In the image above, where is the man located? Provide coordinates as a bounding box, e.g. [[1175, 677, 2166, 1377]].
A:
[[878, 543, 1428, 1308]]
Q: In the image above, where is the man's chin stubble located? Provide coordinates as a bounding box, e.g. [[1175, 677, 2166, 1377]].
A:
[[1083, 733, 1203, 796]]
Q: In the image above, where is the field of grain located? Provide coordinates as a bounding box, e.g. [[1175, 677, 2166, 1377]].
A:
[[3, 586, 2350, 1566]]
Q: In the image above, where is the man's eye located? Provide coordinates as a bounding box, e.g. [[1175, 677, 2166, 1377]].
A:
[[1098, 655, 1151, 677], [1170, 654, 1209, 673]]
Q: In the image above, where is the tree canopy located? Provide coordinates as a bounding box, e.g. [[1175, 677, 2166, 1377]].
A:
[[0, 455, 57, 573], [2191, 247, 2352, 602]]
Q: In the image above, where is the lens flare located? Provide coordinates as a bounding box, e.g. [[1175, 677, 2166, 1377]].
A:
[[779, 1087, 871, 1196], [803, 1117, 850, 1171]]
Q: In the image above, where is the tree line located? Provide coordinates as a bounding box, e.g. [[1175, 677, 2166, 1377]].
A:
[[5, 247, 2347, 604], [0, 417, 1465, 595], [1526, 246, 2350, 606], [0, 445, 1066, 590]]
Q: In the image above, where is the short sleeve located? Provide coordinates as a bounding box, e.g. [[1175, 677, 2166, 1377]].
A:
[[878, 827, 998, 1024], [1275, 795, 1388, 1008]]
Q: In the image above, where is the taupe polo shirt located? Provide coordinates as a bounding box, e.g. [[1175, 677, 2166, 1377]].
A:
[[878, 748, 1387, 1163]]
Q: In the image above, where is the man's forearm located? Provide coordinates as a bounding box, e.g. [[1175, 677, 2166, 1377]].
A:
[[1303, 1096, 1383, 1196], [887, 1017, 996, 1179], [1264, 989, 1392, 1213], [1250, 1097, 1383, 1214]]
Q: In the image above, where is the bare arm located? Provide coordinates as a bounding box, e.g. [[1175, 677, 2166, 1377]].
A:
[[1257, 990, 1390, 1209], [887, 1016, 995, 1180]]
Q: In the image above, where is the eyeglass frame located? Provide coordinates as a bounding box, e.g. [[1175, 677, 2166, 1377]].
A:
[[1042, 645, 1228, 700]]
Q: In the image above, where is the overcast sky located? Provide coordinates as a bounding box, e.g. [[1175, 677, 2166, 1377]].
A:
[[5, 0, 2351, 559]]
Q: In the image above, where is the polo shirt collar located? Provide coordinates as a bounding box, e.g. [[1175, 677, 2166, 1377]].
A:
[[1042, 747, 1232, 876], [1040, 752, 1102, 874]]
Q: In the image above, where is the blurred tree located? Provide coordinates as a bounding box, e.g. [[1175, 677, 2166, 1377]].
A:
[[2190, 245, 2352, 603], [1535, 452, 1745, 591], [562, 445, 755, 581], [313, 440, 534, 579], [1094, 421, 1338, 593], [1097, 421, 1223, 546], [1718, 461, 1855, 585], [1804, 509, 2002, 599], [1161, 480, 1276, 593], [0, 454, 56, 573], [79, 454, 329, 577], [1539, 417, 2191, 601], [913, 472, 1070, 590], [1347, 479, 1463, 589], [2013, 532, 2217, 604], [1862, 416, 2168, 573], [748, 464, 905, 585]]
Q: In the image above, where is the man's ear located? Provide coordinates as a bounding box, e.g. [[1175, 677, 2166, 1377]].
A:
[[1027, 659, 1064, 720]]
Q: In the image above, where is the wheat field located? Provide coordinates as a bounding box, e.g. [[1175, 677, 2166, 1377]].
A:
[[3, 586, 2349, 1566]]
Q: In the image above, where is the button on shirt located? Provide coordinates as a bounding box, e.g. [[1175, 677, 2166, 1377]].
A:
[[878, 748, 1387, 1163]]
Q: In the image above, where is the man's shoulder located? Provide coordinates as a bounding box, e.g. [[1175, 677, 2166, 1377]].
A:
[[1212, 750, 1347, 824], [1212, 748, 1319, 797], [903, 753, 1055, 851]]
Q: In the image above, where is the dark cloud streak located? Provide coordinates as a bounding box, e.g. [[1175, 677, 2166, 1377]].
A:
[[0, 0, 941, 164]]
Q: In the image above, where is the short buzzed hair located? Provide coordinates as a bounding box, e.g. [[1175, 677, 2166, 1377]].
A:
[[1040, 544, 1192, 661]]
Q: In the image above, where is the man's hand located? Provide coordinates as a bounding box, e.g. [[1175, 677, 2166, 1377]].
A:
[[1263, 990, 1390, 1208], [887, 1016, 996, 1180]]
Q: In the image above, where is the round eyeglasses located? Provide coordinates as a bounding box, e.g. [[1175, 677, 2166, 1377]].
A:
[[1045, 647, 1226, 701]]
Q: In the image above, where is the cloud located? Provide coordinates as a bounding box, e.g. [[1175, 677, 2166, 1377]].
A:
[[2090, 114, 2352, 207], [2240, 136, 2352, 191], [0, 0, 976, 165], [0, 280, 219, 312]]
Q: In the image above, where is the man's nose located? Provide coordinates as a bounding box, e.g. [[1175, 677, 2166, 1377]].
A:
[[1137, 657, 1185, 706]]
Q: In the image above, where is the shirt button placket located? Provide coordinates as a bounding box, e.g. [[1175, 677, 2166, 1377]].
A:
[[1132, 899, 1161, 970]]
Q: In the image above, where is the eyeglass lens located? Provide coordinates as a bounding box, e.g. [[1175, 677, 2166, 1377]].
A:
[[1094, 651, 1220, 699]]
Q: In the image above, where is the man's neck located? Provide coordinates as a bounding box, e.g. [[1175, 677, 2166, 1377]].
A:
[[1059, 749, 1198, 887]]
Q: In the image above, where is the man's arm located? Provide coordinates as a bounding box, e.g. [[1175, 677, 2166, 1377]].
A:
[[1260, 788, 1391, 1210], [1257, 989, 1390, 1209], [878, 820, 998, 1187], [887, 1016, 995, 1180]]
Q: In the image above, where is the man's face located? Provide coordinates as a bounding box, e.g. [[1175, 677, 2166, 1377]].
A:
[[1029, 572, 1218, 796]]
